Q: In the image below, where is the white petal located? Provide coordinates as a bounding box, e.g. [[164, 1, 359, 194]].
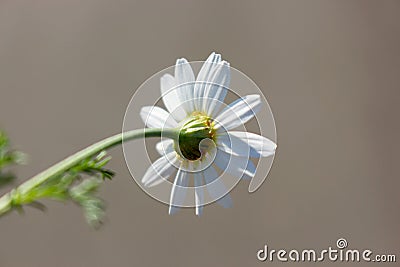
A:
[[155, 139, 174, 156], [142, 152, 177, 187], [140, 106, 177, 128], [215, 95, 262, 130], [193, 52, 222, 111], [228, 131, 276, 157], [160, 74, 187, 122], [217, 132, 259, 158], [202, 61, 230, 117], [203, 166, 233, 208], [175, 58, 196, 115], [194, 172, 205, 216], [243, 159, 256, 180], [169, 167, 189, 215], [214, 149, 256, 179]]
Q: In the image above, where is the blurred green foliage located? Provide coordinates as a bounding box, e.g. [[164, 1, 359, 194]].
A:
[[0, 131, 26, 188], [0, 131, 115, 228]]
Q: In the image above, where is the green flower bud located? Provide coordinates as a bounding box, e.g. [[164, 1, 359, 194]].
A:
[[176, 113, 216, 161]]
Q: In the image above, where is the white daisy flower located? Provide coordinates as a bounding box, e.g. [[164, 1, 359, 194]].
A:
[[140, 52, 276, 215]]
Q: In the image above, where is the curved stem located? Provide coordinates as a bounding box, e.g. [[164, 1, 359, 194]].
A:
[[0, 128, 178, 216]]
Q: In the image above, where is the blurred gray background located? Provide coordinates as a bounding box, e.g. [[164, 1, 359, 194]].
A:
[[0, 1, 399, 266]]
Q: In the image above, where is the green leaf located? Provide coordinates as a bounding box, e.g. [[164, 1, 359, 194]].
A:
[[7, 149, 115, 227], [0, 131, 27, 188]]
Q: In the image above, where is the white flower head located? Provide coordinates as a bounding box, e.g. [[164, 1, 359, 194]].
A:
[[140, 52, 276, 215]]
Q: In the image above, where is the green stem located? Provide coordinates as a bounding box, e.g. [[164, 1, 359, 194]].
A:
[[0, 128, 178, 216]]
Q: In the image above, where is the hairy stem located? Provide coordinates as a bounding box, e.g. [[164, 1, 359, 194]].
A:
[[0, 128, 178, 217]]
